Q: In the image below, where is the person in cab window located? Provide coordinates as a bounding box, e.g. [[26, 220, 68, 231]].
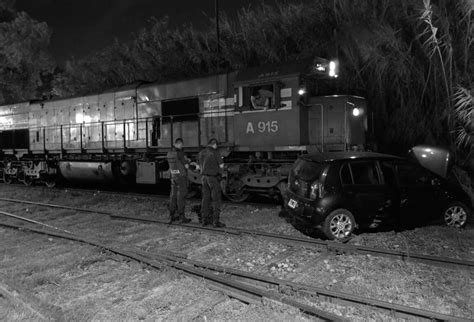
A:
[[166, 138, 192, 224], [250, 87, 272, 110]]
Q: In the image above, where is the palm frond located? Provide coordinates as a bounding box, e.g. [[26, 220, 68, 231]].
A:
[[452, 85, 473, 147]]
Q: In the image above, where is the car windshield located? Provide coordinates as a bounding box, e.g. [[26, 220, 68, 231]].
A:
[[292, 158, 325, 182]]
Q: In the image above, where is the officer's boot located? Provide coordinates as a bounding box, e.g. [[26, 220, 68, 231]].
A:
[[201, 207, 211, 226], [168, 211, 179, 224], [192, 205, 202, 223], [201, 214, 210, 226], [212, 210, 226, 228], [178, 212, 191, 224]]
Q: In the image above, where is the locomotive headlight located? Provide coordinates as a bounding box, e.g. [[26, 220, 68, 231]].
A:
[[352, 107, 361, 117], [329, 60, 337, 77]]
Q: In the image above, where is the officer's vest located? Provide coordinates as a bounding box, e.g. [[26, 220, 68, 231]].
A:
[[167, 149, 186, 177]]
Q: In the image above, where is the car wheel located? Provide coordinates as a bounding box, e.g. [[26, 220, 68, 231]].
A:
[[323, 209, 356, 241], [443, 202, 470, 228]]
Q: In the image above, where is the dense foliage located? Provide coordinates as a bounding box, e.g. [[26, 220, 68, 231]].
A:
[[0, 0, 55, 103], [0, 0, 472, 163]]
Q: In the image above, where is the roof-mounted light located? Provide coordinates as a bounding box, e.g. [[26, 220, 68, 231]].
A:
[[329, 60, 337, 77]]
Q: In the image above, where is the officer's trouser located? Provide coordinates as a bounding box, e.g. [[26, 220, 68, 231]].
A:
[[201, 175, 221, 224], [169, 176, 187, 217]]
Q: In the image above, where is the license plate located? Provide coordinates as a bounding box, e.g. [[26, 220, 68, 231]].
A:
[[288, 199, 298, 209]]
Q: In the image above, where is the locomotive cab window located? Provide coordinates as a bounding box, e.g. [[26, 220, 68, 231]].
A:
[[238, 84, 279, 111], [161, 97, 199, 122]]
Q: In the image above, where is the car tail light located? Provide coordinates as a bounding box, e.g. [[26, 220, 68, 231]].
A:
[[309, 181, 324, 200]]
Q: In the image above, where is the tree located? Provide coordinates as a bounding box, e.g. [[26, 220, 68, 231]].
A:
[[0, 1, 54, 104]]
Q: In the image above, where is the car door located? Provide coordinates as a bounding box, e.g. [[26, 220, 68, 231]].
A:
[[394, 160, 440, 224], [340, 160, 389, 224]]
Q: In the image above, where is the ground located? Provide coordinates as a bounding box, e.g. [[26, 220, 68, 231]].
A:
[[0, 184, 473, 321]]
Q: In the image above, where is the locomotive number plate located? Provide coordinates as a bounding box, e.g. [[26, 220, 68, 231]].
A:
[[288, 199, 298, 209]]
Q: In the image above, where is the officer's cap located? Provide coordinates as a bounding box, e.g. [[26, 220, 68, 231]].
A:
[[208, 138, 218, 145]]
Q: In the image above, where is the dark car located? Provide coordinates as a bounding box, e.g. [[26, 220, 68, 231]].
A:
[[283, 146, 472, 241]]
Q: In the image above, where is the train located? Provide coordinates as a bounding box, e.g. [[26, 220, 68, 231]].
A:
[[0, 57, 368, 201]]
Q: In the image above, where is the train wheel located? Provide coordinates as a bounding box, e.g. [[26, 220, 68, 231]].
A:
[[44, 175, 57, 188], [222, 178, 249, 203], [18, 171, 33, 186], [45, 180, 56, 188], [3, 173, 13, 184], [23, 175, 34, 186]]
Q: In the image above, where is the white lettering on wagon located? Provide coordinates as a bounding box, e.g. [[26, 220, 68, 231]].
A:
[[246, 121, 279, 134], [246, 122, 254, 134]]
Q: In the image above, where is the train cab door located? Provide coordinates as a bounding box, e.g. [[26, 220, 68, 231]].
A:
[[308, 104, 323, 148], [324, 102, 345, 150], [307, 101, 345, 151]]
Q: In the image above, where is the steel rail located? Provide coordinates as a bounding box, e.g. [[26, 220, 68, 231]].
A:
[[2, 184, 279, 207], [0, 197, 473, 270], [0, 213, 339, 321], [148, 253, 470, 321], [0, 212, 470, 322], [61, 187, 277, 207]]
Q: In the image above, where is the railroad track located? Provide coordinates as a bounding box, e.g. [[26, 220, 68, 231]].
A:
[[0, 196, 473, 270], [0, 182, 280, 207], [60, 186, 280, 207], [0, 209, 470, 322]]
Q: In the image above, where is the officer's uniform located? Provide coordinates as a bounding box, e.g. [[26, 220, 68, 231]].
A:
[[198, 146, 224, 226], [167, 147, 189, 222]]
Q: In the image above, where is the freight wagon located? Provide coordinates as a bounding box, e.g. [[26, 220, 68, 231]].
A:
[[0, 58, 368, 201]]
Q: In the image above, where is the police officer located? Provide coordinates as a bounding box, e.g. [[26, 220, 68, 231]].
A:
[[198, 138, 225, 228], [167, 138, 191, 224]]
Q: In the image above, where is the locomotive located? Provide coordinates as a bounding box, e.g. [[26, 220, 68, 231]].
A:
[[0, 58, 368, 201]]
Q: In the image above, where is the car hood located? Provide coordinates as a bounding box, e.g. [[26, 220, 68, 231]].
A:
[[408, 145, 453, 178]]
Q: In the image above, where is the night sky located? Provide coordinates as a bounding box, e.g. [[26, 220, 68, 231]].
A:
[[16, 0, 275, 62]]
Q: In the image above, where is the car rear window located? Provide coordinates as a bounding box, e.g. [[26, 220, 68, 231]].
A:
[[292, 158, 325, 182]]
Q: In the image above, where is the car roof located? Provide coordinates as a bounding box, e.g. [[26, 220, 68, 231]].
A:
[[301, 151, 403, 163]]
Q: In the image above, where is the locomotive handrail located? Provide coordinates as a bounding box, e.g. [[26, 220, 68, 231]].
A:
[[25, 108, 237, 134], [26, 113, 204, 132], [26, 112, 214, 151], [26, 111, 223, 151]]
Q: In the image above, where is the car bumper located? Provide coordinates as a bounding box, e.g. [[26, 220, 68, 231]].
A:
[[283, 190, 325, 225]]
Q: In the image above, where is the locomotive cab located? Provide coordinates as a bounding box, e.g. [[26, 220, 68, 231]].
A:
[[231, 59, 367, 152]]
